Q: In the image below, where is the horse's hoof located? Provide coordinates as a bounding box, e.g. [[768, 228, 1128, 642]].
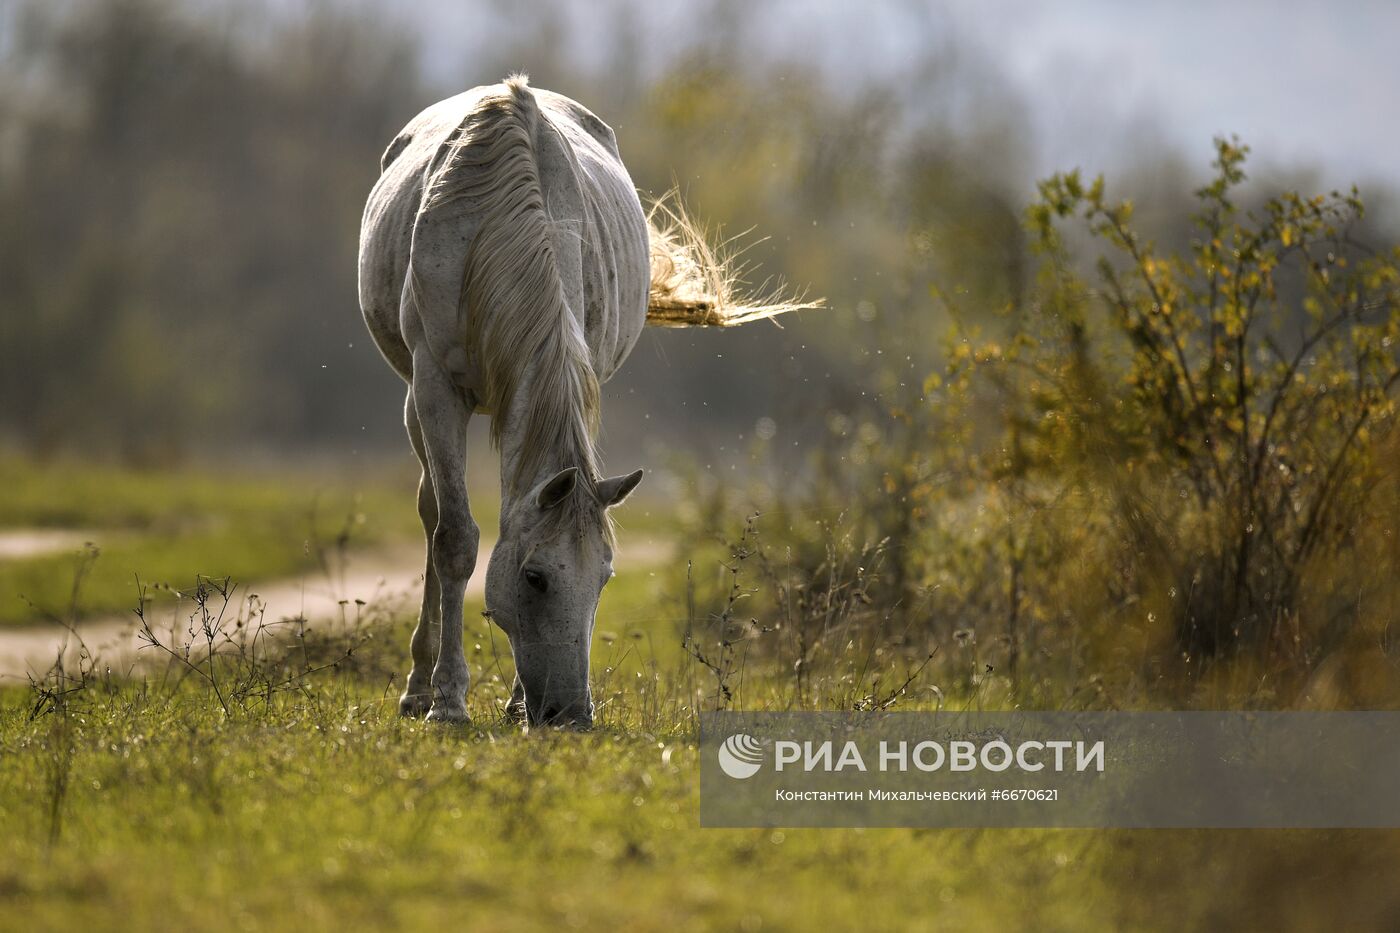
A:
[[425, 703, 470, 725], [398, 693, 432, 718]]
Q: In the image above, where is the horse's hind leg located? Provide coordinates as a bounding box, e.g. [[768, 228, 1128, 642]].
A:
[[399, 389, 441, 717], [411, 346, 479, 724]]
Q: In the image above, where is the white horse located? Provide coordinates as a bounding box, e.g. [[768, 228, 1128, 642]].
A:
[[359, 75, 812, 726]]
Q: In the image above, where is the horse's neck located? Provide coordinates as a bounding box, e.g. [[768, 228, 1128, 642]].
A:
[[494, 361, 593, 502]]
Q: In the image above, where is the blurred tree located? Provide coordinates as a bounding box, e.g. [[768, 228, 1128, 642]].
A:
[[0, 0, 416, 461]]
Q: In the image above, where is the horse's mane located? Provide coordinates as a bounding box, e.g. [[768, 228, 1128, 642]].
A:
[[422, 74, 602, 498]]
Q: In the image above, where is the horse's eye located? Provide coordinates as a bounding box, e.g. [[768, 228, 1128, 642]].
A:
[[523, 568, 548, 593]]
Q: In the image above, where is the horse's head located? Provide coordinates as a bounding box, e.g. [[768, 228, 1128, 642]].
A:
[[485, 466, 643, 728]]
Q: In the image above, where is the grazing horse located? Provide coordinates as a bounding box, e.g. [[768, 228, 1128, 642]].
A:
[[358, 76, 647, 726]]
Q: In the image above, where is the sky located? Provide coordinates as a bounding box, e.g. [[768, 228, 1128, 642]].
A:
[[397, 0, 1400, 195], [966, 0, 1400, 189]]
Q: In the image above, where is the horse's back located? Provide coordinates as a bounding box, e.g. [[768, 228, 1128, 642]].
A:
[[356, 83, 648, 386]]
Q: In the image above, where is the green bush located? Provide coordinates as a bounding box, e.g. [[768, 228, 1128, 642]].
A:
[[988, 139, 1400, 661], [702, 140, 1400, 708]]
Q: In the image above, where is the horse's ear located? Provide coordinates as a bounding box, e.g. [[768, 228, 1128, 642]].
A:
[[597, 469, 644, 508], [536, 467, 580, 510]]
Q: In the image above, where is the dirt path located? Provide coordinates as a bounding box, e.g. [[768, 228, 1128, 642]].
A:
[[0, 540, 436, 682], [0, 528, 97, 560], [0, 533, 671, 681]]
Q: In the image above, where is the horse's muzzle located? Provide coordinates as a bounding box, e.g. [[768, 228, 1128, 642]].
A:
[[528, 696, 593, 729]]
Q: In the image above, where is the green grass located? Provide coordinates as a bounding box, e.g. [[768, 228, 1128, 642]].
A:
[[0, 708, 976, 927], [3, 562, 1399, 932], [0, 567, 1104, 932], [0, 700, 1112, 931], [0, 458, 447, 627]]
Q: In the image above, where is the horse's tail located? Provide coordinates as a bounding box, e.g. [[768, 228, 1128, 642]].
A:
[[645, 189, 825, 327], [416, 75, 601, 492]]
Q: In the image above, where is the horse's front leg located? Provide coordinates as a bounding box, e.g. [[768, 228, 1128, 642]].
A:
[[398, 389, 441, 717], [505, 675, 526, 723], [411, 348, 479, 724]]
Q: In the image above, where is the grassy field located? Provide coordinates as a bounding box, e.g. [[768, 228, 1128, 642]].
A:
[[0, 458, 446, 627], [1, 455, 1398, 931], [3, 555, 1400, 932]]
